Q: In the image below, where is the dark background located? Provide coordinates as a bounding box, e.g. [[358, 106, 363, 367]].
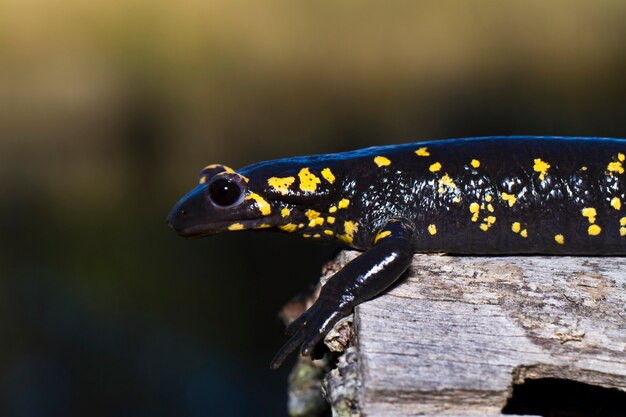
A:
[[1, 1, 625, 416]]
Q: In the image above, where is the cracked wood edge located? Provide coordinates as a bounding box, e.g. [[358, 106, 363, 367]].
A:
[[324, 252, 626, 417]]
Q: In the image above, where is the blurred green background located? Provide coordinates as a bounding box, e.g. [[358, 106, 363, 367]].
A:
[[1, 1, 625, 416]]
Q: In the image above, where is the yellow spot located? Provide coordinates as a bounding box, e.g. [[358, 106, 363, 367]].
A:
[[321, 168, 336, 184], [313, 234, 321, 238], [429, 162, 442, 173], [267, 176, 295, 195], [452, 197, 461, 203], [415, 147, 430, 156], [326, 216, 336, 224], [256, 224, 271, 229], [303, 233, 311, 238], [588, 224, 602, 236], [480, 215, 496, 231], [305, 210, 321, 220], [621, 217, 626, 226], [520, 229, 528, 238], [338, 221, 359, 245], [487, 204, 494, 212], [611, 197, 621, 210], [581, 207, 597, 223], [228, 223, 245, 231], [337, 234, 353, 244], [581, 166, 588, 171], [620, 227, 626, 236], [200, 164, 237, 183], [485, 195, 492, 202], [298, 168, 321, 192], [298, 223, 305, 228], [374, 230, 391, 243], [501, 192, 517, 207], [469, 202, 480, 222], [338, 198, 350, 209], [533, 158, 551, 181], [204, 164, 235, 173], [471, 159, 480, 168], [344, 221, 358, 236], [374, 156, 391, 167], [438, 174, 456, 192], [512, 222, 521, 233], [278, 223, 297, 232], [324, 230, 334, 236], [328, 205, 337, 213], [308, 217, 325, 227], [554, 234, 565, 244], [607, 161, 624, 175], [245, 193, 272, 215], [428, 224, 437, 235], [281, 208, 291, 218], [620, 153, 625, 162]]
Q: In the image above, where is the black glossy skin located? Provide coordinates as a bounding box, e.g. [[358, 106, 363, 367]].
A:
[[167, 136, 626, 368]]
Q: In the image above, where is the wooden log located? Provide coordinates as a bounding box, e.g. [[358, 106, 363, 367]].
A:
[[316, 252, 626, 417]]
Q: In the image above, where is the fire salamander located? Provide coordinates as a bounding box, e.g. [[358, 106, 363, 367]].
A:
[[167, 136, 626, 369]]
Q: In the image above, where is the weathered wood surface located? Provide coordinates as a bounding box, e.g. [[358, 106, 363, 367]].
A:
[[321, 252, 626, 417]]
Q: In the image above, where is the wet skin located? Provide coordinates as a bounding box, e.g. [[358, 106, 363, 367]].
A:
[[167, 136, 626, 369]]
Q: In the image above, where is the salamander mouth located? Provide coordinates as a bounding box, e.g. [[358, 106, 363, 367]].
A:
[[173, 217, 277, 238], [175, 223, 222, 238]]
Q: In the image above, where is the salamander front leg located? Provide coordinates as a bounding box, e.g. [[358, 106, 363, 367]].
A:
[[270, 219, 414, 369]]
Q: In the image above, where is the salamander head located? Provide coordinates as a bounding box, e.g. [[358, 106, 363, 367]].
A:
[[169, 161, 343, 239], [167, 164, 283, 237]]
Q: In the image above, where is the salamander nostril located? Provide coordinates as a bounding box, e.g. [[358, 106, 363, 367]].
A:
[[166, 207, 189, 228]]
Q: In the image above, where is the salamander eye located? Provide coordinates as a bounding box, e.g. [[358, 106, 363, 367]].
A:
[[208, 178, 243, 207]]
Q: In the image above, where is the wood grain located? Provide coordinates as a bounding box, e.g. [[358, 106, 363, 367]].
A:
[[323, 252, 626, 417]]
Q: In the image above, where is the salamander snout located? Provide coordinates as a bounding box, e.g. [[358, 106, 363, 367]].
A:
[[166, 207, 187, 228], [166, 206, 192, 235], [167, 185, 209, 237]]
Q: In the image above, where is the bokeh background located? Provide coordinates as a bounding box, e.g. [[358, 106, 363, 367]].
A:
[[1, 1, 625, 416]]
